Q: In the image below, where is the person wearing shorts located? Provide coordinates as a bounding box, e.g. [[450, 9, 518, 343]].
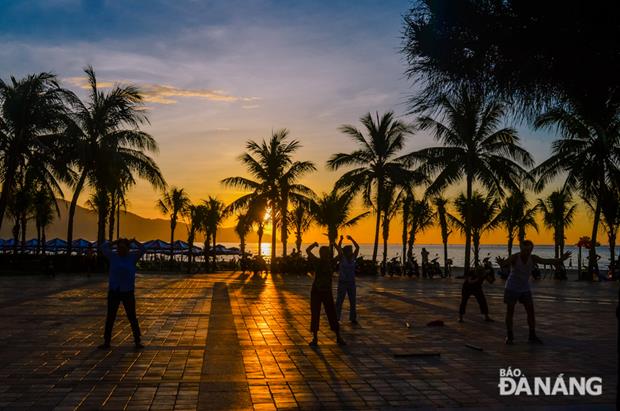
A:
[[497, 240, 570, 345]]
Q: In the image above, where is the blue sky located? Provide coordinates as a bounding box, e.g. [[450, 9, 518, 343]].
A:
[[0, 0, 563, 242]]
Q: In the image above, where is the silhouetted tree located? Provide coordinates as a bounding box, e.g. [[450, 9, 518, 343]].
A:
[[328, 112, 415, 264]]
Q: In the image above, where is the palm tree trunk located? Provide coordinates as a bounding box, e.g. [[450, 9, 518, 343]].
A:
[[463, 175, 473, 275], [372, 211, 382, 265], [371, 179, 383, 264], [187, 230, 194, 274], [295, 230, 302, 255], [382, 216, 389, 273], [407, 226, 415, 262], [443, 236, 449, 277], [20, 215, 27, 252], [281, 201, 288, 257], [257, 226, 263, 257], [11, 221, 19, 255], [401, 205, 409, 269], [473, 231, 480, 268], [170, 218, 176, 263], [0, 157, 18, 233], [36, 224, 41, 255], [116, 203, 121, 240], [559, 225, 566, 256], [204, 233, 211, 272], [507, 234, 514, 257], [271, 216, 277, 269], [587, 199, 602, 280], [108, 193, 116, 242], [41, 228, 46, 254], [609, 231, 616, 273], [212, 231, 217, 271], [66, 170, 87, 256]]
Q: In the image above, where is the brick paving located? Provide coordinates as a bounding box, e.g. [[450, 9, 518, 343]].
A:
[[0, 271, 616, 410]]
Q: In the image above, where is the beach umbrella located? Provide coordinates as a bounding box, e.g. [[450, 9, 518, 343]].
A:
[[211, 244, 241, 255], [71, 238, 93, 250], [172, 240, 190, 254], [3, 238, 16, 249], [24, 239, 39, 249], [143, 239, 171, 253], [46, 238, 68, 252]]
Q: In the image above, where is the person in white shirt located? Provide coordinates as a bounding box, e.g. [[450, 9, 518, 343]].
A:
[[497, 240, 570, 345]]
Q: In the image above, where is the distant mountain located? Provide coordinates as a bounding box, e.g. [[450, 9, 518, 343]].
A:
[[0, 199, 270, 243]]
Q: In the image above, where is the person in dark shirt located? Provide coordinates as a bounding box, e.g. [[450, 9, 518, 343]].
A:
[[99, 238, 146, 350], [458, 266, 493, 323], [307, 241, 346, 347]]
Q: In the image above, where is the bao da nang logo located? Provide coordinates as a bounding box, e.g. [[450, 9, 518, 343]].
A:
[[498, 368, 602, 396]]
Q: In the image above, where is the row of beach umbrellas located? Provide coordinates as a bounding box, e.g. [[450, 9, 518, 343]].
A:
[[0, 238, 243, 255]]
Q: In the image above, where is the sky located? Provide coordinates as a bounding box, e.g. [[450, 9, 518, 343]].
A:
[[0, 0, 596, 244]]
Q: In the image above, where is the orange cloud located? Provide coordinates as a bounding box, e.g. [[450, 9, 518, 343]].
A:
[[64, 77, 260, 105]]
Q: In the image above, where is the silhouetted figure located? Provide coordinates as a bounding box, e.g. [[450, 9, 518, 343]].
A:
[[459, 266, 493, 322], [307, 242, 345, 346], [99, 238, 146, 350], [421, 247, 429, 278], [335, 235, 360, 324], [497, 240, 570, 345]]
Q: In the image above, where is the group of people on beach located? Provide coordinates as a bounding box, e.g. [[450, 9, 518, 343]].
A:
[[97, 236, 569, 350]]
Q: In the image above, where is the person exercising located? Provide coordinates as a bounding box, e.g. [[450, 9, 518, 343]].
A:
[[307, 241, 346, 347], [99, 238, 146, 349], [497, 240, 570, 345], [335, 235, 360, 324]]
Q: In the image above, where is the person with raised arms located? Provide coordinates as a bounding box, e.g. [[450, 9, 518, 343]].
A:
[[99, 238, 146, 350], [497, 240, 570, 345], [334, 235, 360, 324], [307, 241, 346, 347]]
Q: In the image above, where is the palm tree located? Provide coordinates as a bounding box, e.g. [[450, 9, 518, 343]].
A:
[[7, 184, 33, 253], [400, 189, 413, 268], [290, 202, 313, 254], [186, 204, 207, 272], [234, 212, 253, 263], [63, 66, 164, 254], [404, 87, 533, 273], [432, 196, 452, 276], [222, 129, 315, 263], [85, 189, 110, 246], [310, 189, 370, 252], [584, 186, 620, 274], [33, 187, 59, 254], [327, 112, 415, 264], [380, 183, 402, 271], [533, 98, 620, 278], [496, 190, 539, 256], [0, 73, 71, 232], [598, 187, 620, 273], [203, 197, 227, 272], [538, 190, 577, 260], [406, 198, 434, 262], [157, 187, 191, 262], [450, 192, 500, 267]]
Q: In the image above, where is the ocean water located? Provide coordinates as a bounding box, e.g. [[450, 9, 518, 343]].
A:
[[216, 242, 619, 269]]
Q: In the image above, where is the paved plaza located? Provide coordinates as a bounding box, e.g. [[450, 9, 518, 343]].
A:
[[0, 272, 616, 410]]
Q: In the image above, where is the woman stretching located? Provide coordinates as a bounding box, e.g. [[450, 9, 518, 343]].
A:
[[307, 241, 346, 346]]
